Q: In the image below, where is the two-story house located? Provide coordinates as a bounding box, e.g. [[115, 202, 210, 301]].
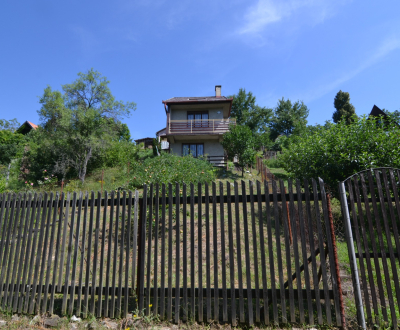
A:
[[158, 86, 235, 166]]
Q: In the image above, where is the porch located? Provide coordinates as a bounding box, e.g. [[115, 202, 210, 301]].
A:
[[168, 118, 236, 135]]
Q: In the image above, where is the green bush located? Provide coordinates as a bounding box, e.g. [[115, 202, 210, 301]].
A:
[[265, 156, 283, 168], [124, 153, 216, 189], [280, 116, 400, 194]]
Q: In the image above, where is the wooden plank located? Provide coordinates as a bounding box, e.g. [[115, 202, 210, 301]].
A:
[[295, 180, 314, 325], [381, 169, 400, 318], [271, 181, 286, 324], [97, 191, 108, 317], [198, 182, 203, 323], [35, 192, 54, 313], [20, 193, 40, 313], [266, 181, 279, 324], [175, 183, 180, 323], [68, 192, 83, 316], [287, 179, 304, 323], [160, 184, 166, 319], [227, 182, 237, 326], [181, 183, 188, 321], [104, 190, 115, 317], [167, 183, 173, 321], [279, 180, 295, 323], [117, 191, 126, 318], [131, 190, 139, 311], [62, 192, 76, 315], [138, 186, 147, 313], [8, 193, 27, 309], [303, 179, 322, 324], [242, 181, 253, 325], [0, 193, 17, 308], [219, 181, 228, 322], [110, 191, 120, 318], [124, 191, 132, 317], [146, 185, 154, 317], [204, 182, 211, 322], [41, 192, 59, 313], [58, 193, 70, 291], [0, 194, 12, 275], [311, 179, 332, 324], [153, 185, 159, 316], [77, 192, 89, 316], [13, 193, 32, 312], [88, 191, 101, 316], [212, 182, 219, 322], [360, 173, 388, 321], [374, 170, 400, 325], [83, 192, 95, 318], [28, 193, 49, 314], [49, 193, 65, 314], [190, 183, 196, 320], [256, 181, 269, 324], [348, 179, 375, 323], [249, 181, 260, 323]]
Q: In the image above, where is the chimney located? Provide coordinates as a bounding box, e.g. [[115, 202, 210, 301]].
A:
[[215, 85, 221, 98]]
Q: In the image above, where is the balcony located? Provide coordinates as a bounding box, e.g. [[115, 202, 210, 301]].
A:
[[168, 118, 236, 135]]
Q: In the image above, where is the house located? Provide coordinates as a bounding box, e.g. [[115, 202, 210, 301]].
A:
[[159, 85, 235, 166], [16, 121, 38, 135], [134, 137, 154, 149], [368, 105, 399, 127]]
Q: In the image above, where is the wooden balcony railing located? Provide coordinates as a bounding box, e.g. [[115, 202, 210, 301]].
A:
[[168, 118, 236, 134]]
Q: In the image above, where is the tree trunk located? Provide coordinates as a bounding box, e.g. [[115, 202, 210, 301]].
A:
[[5, 163, 11, 187], [78, 146, 92, 183]]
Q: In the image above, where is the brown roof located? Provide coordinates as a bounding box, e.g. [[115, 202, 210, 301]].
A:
[[162, 96, 232, 104], [27, 121, 38, 129]]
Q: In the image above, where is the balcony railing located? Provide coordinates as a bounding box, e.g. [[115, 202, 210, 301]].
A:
[[168, 118, 236, 134]]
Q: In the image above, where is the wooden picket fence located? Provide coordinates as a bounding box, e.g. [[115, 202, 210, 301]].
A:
[[0, 178, 343, 326]]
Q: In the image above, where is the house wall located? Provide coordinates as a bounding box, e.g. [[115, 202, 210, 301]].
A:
[[170, 108, 224, 120], [169, 140, 224, 157]]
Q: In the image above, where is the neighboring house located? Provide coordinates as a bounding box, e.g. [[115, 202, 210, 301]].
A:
[[134, 137, 154, 149], [368, 105, 400, 127], [16, 121, 38, 135], [159, 85, 235, 166]]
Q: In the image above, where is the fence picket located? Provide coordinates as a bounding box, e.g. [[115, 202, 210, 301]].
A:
[[167, 183, 173, 320], [198, 182, 203, 323], [160, 184, 166, 319], [97, 191, 108, 317], [175, 183, 180, 323], [227, 182, 236, 326], [219, 181, 228, 322], [146, 185, 153, 317], [204, 182, 211, 322], [91, 192, 101, 316], [182, 183, 188, 321], [117, 191, 126, 318], [212, 182, 219, 322]]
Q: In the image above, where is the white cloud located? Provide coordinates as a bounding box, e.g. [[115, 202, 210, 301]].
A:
[[237, 0, 343, 36], [304, 35, 400, 101]]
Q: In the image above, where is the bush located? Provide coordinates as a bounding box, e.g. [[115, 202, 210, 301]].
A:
[[280, 116, 400, 194], [124, 153, 216, 189]]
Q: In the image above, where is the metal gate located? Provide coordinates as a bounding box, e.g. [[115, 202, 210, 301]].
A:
[[340, 168, 400, 329]]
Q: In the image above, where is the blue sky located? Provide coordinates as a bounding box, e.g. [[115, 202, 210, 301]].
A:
[[1, 0, 399, 140]]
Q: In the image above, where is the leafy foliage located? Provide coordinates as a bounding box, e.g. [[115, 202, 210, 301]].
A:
[[34, 69, 136, 183], [229, 88, 272, 134], [269, 97, 309, 140], [124, 153, 216, 189], [280, 116, 400, 194], [222, 125, 256, 176], [332, 90, 357, 124]]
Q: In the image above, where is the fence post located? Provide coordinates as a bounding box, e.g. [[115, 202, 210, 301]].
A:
[[136, 196, 145, 308], [339, 181, 366, 329]]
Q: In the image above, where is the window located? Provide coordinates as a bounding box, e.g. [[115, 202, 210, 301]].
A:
[[182, 143, 204, 157], [187, 111, 209, 127]]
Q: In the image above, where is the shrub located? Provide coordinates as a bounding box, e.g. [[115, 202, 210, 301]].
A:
[[124, 153, 216, 189], [280, 116, 400, 194]]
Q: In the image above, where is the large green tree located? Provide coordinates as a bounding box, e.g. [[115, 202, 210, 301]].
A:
[[230, 88, 272, 134], [269, 98, 309, 140], [332, 90, 357, 124], [36, 69, 136, 183], [222, 125, 256, 177]]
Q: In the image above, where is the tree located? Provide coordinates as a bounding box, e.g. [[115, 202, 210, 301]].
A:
[[383, 109, 400, 124], [221, 125, 256, 177], [36, 69, 136, 183], [280, 116, 400, 195], [230, 88, 272, 134], [332, 90, 357, 124], [269, 98, 309, 140]]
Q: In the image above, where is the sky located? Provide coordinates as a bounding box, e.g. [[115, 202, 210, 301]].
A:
[[1, 0, 399, 140]]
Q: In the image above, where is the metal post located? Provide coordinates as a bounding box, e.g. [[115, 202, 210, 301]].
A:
[[339, 181, 366, 330]]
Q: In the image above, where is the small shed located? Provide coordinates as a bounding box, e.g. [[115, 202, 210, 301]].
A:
[[134, 137, 154, 149]]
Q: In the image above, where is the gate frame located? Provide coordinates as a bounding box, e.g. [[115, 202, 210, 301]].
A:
[[340, 167, 400, 330]]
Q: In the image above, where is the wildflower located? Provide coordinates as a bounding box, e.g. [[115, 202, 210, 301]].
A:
[[31, 183, 33, 186], [44, 170, 47, 172], [25, 181, 27, 184], [45, 177, 48, 180]]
